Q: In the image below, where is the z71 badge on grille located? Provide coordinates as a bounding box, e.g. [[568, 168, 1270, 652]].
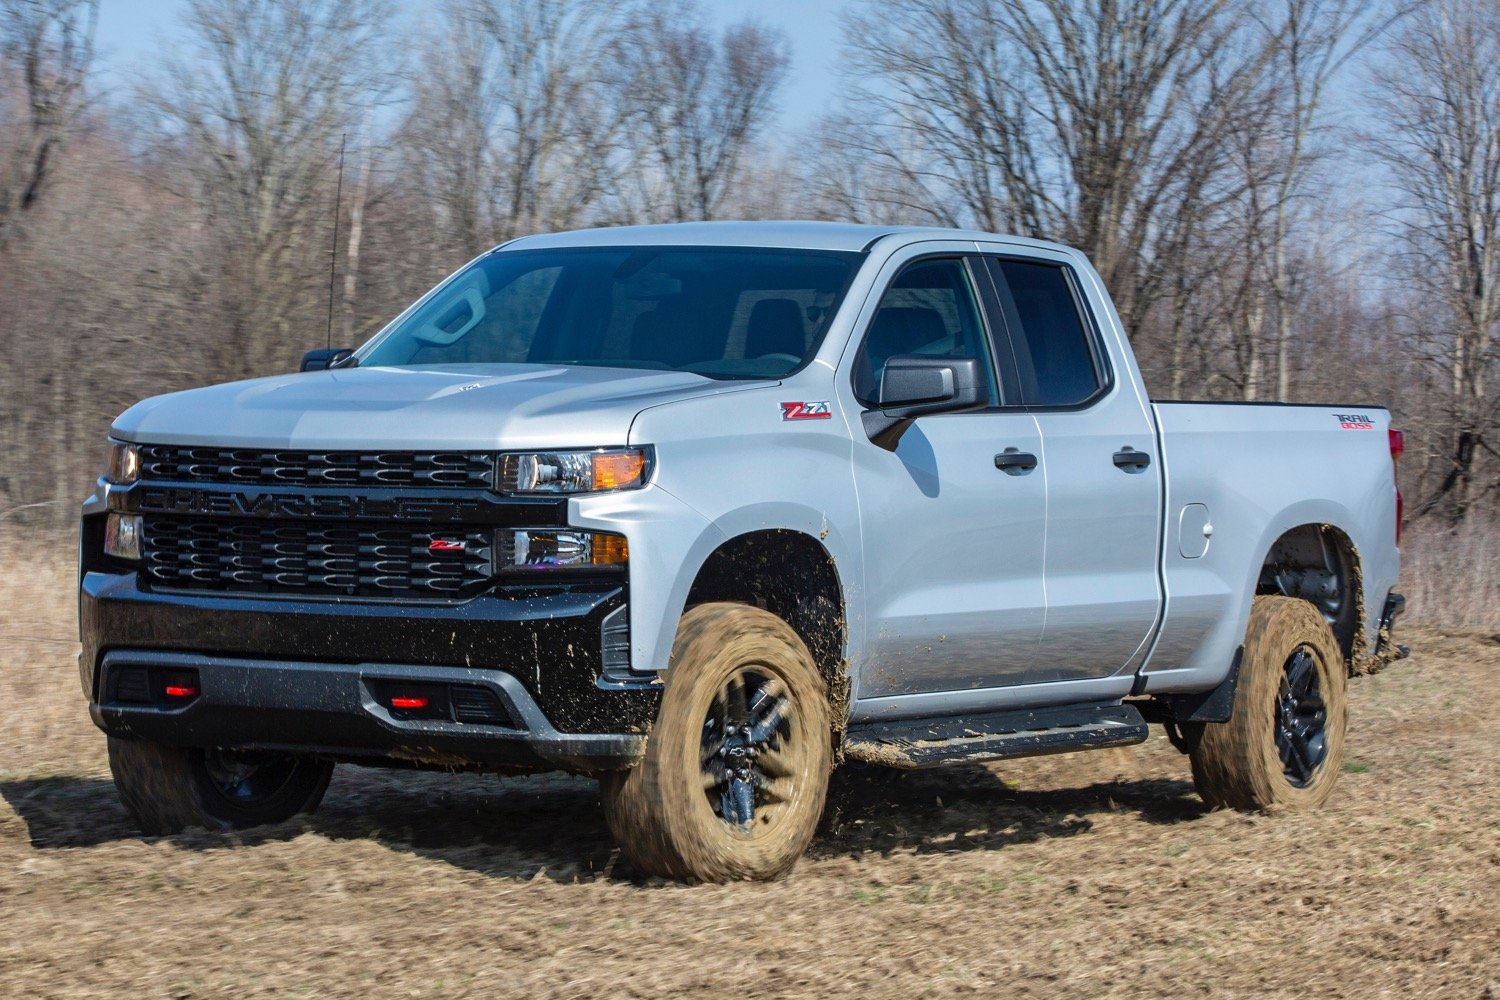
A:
[[781, 401, 832, 421]]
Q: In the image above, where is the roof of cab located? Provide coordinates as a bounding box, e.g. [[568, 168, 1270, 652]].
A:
[[498, 220, 1073, 255]]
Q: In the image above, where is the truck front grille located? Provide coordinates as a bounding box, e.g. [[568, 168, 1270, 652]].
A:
[[141, 518, 495, 600], [137, 446, 495, 490]]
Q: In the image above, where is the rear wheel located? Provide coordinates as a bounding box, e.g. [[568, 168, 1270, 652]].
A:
[[108, 738, 333, 835], [600, 603, 831, 882], [1190, 596, 1347, 810]]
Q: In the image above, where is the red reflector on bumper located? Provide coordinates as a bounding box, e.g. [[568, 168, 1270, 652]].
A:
[[164, 685, 199, 698], [390, 696, 428, 709]]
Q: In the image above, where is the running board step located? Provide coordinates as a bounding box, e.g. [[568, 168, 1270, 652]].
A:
[[843, 703, 1149, 769]]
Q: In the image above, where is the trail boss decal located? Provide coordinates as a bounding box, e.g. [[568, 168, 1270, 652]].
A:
[[781, 401, 832, 421], [1335, 412, 1376, 430]]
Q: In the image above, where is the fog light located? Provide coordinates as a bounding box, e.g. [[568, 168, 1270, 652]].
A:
[[104, 513, 143, 561], [506, 529, 628, 570]]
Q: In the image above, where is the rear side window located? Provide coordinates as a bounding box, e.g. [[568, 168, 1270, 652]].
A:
[[987, 260, 1104, 407], [852, 258, 998, 406]]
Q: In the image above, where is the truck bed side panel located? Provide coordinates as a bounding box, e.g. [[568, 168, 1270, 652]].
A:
[[1142, 402, 1400, 692]]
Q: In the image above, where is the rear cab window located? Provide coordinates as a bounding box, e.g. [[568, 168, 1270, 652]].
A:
[[982, 258, 1108, 408]]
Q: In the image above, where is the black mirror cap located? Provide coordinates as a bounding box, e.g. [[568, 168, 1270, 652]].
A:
[[863, 356, 986, 450], [300, 348, 354, 372], [878, 355, 985, 409]]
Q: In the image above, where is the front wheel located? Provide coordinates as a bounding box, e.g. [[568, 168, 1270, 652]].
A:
[[1190, 596, 1347, 810], [600, 603, 832, 882], [108, 738, 334, 835]]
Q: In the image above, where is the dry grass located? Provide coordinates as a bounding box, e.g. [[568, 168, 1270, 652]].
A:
[[1400, 517, 1500, 632], [2, 553, 1497, 999]]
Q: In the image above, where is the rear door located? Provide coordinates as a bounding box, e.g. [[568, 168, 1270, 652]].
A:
[[977, 250, 1162, 682]]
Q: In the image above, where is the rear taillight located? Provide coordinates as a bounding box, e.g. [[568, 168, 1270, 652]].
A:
[[1390, 428, 1404, 544]]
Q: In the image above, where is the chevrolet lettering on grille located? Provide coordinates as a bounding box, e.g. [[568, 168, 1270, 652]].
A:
[[135, 487, 487, 523]]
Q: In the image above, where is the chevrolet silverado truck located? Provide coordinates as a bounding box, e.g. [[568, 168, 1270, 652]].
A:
[[80, 222, 1406, 881]]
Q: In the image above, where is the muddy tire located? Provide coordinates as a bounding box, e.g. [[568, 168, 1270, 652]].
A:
[[108, 738, 333, 835], [1190, 596, 1347, 811], [600, 602, 831, 882]]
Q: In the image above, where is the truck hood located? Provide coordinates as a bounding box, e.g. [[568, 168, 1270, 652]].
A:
[[112, 364, 759, 450]]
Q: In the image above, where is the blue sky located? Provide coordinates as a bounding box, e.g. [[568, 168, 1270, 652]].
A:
[[93, 0, 848, 130]]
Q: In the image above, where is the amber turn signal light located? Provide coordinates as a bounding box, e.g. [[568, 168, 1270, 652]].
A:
[[593, 450, 648, 490]]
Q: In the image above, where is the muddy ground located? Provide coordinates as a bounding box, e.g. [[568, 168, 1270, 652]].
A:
[[1, 559, 1495, 999]]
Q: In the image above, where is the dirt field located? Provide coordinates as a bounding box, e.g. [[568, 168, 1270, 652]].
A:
[[2, 558, 1495, 999]]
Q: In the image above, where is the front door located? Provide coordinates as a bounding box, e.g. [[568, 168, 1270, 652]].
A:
[[849, 252, 1048, 698]]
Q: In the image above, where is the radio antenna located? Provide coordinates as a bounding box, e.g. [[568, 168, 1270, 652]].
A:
[[326, 132, 347, 351]]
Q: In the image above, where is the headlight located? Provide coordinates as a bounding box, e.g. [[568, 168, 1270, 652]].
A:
[[104, 440, 141, 485], [499, 447, 651, 494]]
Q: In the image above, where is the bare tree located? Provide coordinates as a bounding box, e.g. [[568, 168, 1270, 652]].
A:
[[340, 125, 375, 345], [0, 123, 215, 527], [0, 0, 96, 243], [806, 112, 968, 227], [609, 3, 790, 222], [139, 0, 395, 378], [1224, 0, 1402, 400], [1371, 0, 1500, 519], [399, 0, 622, 256], [840, 0, 1270, 341]]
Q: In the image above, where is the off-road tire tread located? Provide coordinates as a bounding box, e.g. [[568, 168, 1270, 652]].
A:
[[600, 603, 831, 882], [1190, 596, 1347, 811], [108, 737, 332, 835]]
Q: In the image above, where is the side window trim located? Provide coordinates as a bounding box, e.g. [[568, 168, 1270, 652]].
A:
[[980, 254, 1114, 411], [960, 255, 1013, 408], [969, 254, 1031, 409], [849, 253, 1012, 409]]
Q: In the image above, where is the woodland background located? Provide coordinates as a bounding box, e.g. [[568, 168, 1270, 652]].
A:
[[1, 0, 1496, 627]]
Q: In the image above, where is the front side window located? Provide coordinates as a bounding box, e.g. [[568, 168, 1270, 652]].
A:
[[359, 246, 863, 380], [852, 258, 997, 406]]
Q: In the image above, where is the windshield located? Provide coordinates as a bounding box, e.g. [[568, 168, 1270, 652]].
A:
[[358, 246, 865, 379]]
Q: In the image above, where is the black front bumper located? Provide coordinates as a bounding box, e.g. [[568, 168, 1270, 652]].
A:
[[91, 650, 644, 771], [79, 570, 660, 771]]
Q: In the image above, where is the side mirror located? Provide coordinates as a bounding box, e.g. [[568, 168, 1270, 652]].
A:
[[862, 355, 986, 450], [300, 348, 354, 372]]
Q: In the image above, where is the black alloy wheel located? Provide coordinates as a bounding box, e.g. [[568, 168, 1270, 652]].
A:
[[598, 602, 832, 881], [700, 669, 798, 828], [1275, 646, 1329, 787], [108, 737, 334, 835], [200, 749, 305, 807], [1188, 596, 1347, 811]]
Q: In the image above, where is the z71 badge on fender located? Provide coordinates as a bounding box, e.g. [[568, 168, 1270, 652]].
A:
[[781, 401, 832, 421]]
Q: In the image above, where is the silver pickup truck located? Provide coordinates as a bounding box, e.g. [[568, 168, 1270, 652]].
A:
[[79, 222, 1405, 881]]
